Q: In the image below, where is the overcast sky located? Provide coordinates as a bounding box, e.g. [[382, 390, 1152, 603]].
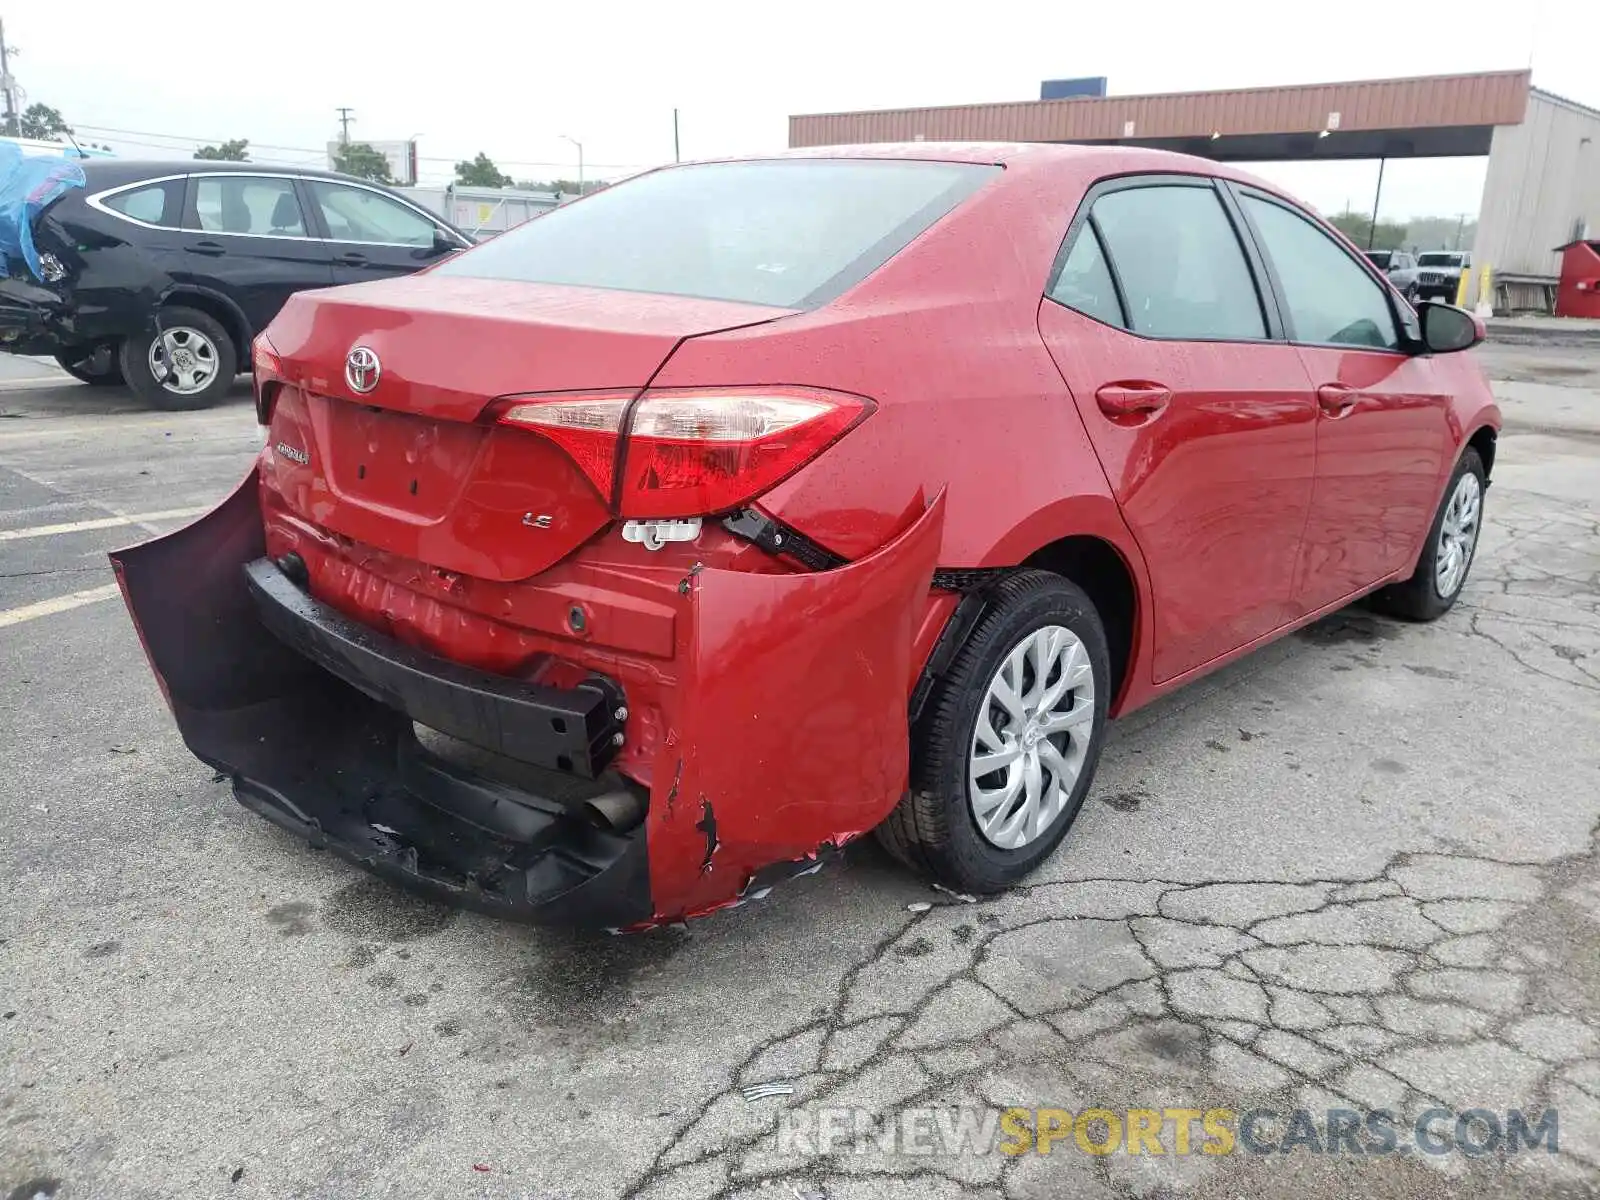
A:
[[12, 0, 1595, 221]]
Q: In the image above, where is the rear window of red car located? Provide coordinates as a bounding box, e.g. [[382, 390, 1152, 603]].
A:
[[434, 159, 998, 308]]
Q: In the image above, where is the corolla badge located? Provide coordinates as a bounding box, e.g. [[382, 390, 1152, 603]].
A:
[[345, 345, 381, 394]]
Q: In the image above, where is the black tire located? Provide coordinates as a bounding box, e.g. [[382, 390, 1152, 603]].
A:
[[876, 570, 1111, 893], [1369, 448, 1486, 622], [1403, 284, 1420, 306], [118, 306, 237, 411], [54, 344, 124, 386]]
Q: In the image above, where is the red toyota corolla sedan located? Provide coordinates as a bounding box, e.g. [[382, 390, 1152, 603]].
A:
[[112, 144, 1498, 928]]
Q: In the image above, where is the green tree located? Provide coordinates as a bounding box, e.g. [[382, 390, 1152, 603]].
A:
[[194, 138, 250, 162], [332, 141, 393, 183], [1402, 215, 1477, 253], [1328, 210, 1407, 252], [455, 152, 513, 188], [14, 103, 71, 140]]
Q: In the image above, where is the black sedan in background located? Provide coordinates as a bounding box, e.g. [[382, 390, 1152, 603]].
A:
[[0, 160, 470, 409]]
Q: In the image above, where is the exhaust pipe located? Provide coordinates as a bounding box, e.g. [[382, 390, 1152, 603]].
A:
[[581, 788, 648, 834]]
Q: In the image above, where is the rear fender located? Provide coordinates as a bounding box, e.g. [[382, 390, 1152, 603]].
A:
[[648, 490, 946, 921]]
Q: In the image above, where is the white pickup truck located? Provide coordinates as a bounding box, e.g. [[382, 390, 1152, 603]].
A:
[[1416, 251, 1471, 303]]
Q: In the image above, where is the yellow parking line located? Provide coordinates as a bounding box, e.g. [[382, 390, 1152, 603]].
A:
[[0, 583, 121, 628]]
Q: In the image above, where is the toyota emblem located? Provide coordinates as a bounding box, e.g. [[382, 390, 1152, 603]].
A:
[[345, 346, 381, 394]]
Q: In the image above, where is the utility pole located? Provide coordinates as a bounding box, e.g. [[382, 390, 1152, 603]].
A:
[[336, 107, 355, 145], [1366, 158, 1387, 251], [673, 108, 680, 163], [562, 135, 584, 193], [0, 19, 18, 137], [1453, 213, 1466, 250]]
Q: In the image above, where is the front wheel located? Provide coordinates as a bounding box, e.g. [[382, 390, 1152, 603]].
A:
[[54, 344, 125, 386], [118, 306, 237, 411], [876, 570, 1111, 893], [1370, 448, 1486, 621]]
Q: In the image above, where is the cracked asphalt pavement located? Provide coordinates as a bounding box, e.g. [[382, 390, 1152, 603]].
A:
[[2, 339, 1599, 1199]]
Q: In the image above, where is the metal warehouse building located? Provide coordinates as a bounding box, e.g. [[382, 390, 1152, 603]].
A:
[[790, 71, 1600, 312], [1473, 87, 1600, 310]]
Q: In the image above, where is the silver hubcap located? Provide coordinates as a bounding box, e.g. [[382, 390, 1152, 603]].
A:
[[969, 625, 1096, 850], [148, 326, 218, 395], [1435, 472, 1482, 598]]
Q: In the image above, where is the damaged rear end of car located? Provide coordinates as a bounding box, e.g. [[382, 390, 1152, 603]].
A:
[[111, 156, 993, 927], [0, 145, 87, 353]]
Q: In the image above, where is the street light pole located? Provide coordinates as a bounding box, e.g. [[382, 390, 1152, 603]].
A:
[[561, 135, 584, 194], [406, 133, 423, 187]]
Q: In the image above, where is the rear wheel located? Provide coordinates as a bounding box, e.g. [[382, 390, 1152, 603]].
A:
[[1370, 448, 1485, 621], [118, 306, 237, 410], [877, 571, 1110, 893], [54, 344, 124, 386]]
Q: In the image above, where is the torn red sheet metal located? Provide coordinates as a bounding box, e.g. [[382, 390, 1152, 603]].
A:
[[645, 491, 945, 921]]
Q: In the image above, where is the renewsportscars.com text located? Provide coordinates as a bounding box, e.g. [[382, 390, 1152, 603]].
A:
[[776, 1105, 1559, 1157]]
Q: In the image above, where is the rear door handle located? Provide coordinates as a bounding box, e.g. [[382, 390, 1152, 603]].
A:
[[185, 240, 225, 257], [338, 251, 369, 265], [1317, 383, 1358, 417], [1095, 382, 1171, 419]]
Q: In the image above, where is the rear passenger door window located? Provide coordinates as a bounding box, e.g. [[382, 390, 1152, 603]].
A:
[[99, 181, 183, 227], [191, 176, 309, 238], [1240, 194, 1400, 350], [1089, 184, 1266, 341], [1047, 224, 1124, 327]]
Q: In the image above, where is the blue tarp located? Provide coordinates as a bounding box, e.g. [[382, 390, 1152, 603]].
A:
[[0, 141, 86, 281]]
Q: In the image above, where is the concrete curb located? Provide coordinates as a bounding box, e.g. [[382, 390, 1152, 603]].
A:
[[1487, 320, 1600, 347]]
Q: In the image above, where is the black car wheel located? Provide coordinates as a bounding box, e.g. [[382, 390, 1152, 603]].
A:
[[119, 306, 237, 411], [54, 344, 125, 386], [877, 570, 1111, 893], [1370, 448, 1486, 622]]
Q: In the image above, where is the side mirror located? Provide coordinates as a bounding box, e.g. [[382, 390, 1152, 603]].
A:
[[1417, 301, 1485, 354], [416, 228, 463, 260]]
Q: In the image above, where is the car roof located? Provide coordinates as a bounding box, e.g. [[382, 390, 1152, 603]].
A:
[[77, 158, 382, 189], [712, 141, 1301, 200]]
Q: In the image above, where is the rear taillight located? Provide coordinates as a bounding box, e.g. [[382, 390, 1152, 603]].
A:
[[498, 386, 872, 518], [252, 333, 284, 427], [498, 391, 631, 501]]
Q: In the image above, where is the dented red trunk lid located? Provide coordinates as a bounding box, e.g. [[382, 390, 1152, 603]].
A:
[[259, 276, 787, 581]]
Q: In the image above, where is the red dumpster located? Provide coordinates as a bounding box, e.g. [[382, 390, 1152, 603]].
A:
[[1555, 240, 1600, 318]]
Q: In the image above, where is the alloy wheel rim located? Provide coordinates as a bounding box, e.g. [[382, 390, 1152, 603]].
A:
[[148, 326, 219, 395], [1435, 472, 1482, 598], [968, 624, 1095, 850]]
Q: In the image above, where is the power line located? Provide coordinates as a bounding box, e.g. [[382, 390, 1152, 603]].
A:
[[73, 124, 332, 156], [87, 133, 326, 166], [71, 122, 654, 172]]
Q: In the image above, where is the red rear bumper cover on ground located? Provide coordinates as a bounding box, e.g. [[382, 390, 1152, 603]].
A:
[[110, 466, 944, 926]]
